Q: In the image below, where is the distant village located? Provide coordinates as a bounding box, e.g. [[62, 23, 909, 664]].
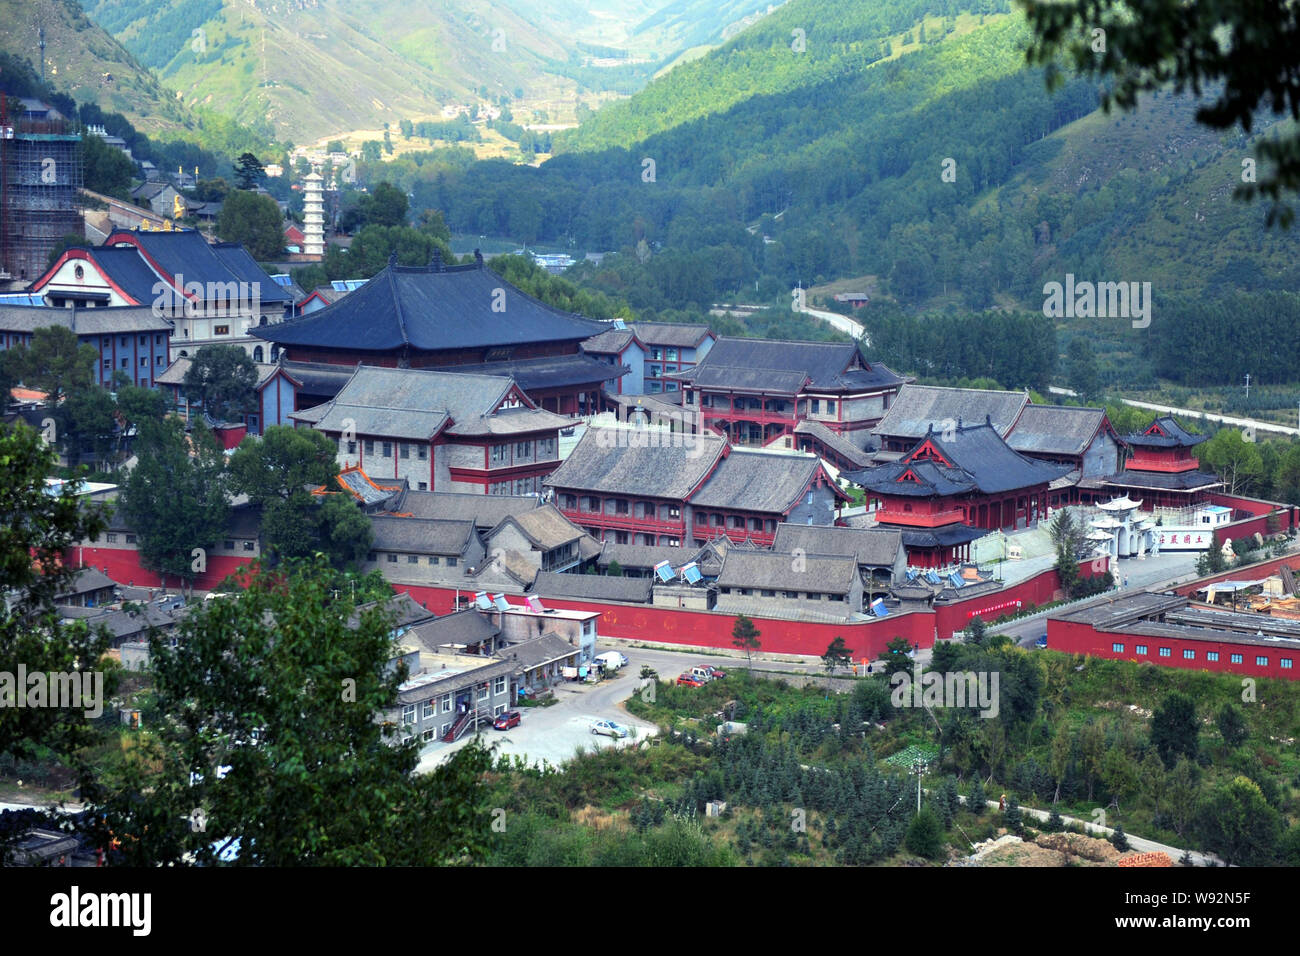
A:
[[4, 95, 1300, 757]]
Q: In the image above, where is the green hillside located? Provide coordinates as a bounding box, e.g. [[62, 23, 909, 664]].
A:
[[0, 0, 191, 135]]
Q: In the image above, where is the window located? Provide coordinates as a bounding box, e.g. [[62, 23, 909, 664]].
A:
[[491, 444, 507, 465], [1282, 659, 1293, 669], [651, 348, 662, 360], [140, 356, 148, 367], [408, 555, 418, 564], [367, 552, 377, 563], [102, 357, 111, 370], [1207, 651, 1219, 662], [346, 441, 357, 454], [106, 533, 117, 544], [428, 556, 437, 565], [1111, 643, 1125, 653], [515, 440, 531, 457], [224, 539, 235, 550], [401, 704, 416, 726], [477, 683, 490, 703], [423, 701, 435, 720], [214, 325, 229, 335], [139, 335, 147, 346], [365, 440, 374, 456], [1158, 647, 1171, 657], [1255, 655, 1268, 666], [1135, 645, 1147, 655], [125, 534, 136, 544], [762, 589, 775, 597], [1230, 653, 1243, 664], [243, 541, 255, 552], [826, 400, 836, 415], [1183, 649, 1195, 659], [418, 445, 427, 460], [440, 723, 451, 738], [493, 704, 506, 717], [441, 694, 452, 714], [811, 399, 820, 414], [400, 443, 410, 459], [382, 442, 393, 457], [155, 334, 163, 345], [102, 337, 111, 347], [666, 348, 678, 361], [120, 337, 128, 347], [156, 355, 166, 366], [494, 676, 507, 695], [447, 557, 457, 567], [418, 482, 428, 491], [387, 554, 397, 563], [121, 359, 129, 369], [422, 729, 434, 742]]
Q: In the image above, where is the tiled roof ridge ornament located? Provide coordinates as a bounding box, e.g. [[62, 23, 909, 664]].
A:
[[474, 248, 484, 269], [387, 251, 398, 268], [430, 247, 443, 272]]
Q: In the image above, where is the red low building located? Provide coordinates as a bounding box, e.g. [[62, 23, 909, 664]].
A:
[[1048, 590, 1300, 681], [844, 420, 1071, 566], [543, 425, 850, 548]]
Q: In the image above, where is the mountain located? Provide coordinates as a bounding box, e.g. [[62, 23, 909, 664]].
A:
[[0, 0, 191, 134]]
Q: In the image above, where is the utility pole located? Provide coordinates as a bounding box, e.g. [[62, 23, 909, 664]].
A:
[[1244, 373, 1251, 399], [38, 26, 46, 87], [911, 758, 928, 813]]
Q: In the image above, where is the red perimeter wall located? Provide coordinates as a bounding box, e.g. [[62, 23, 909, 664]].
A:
[[71, 545, 254, 592]]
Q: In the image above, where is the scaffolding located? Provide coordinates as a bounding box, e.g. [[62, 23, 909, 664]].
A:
[[0, 97, 83, 284]]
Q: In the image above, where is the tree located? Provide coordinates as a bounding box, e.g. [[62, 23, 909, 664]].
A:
[[1216, 703, 1248, 751], [58, 384, 118, 465], [1195, 776, 1282, 866], [1003, 795, 1024, 835], [731, 614, 761, 673], [119, 418, 230, 593], [5, 325, 97, 402], [228, 426, 367, 568], [1023, 0, 1300, 225], [965, 616, 987, 647], [1064, 338, 1100, 400], [82, 132, 135, 199], [183, 345, 258, 423], [217, 190, 284, 260], [606, 560, 623, 577], [0, 422, 114, 769], [1201, 429, 1264, 496], [115, 382, 168, 429], [233, 152, 266, 191], [1110, 822, 1129, 852], [85, 556, 497, 865], [905, 807, 945, 860], [1151, 692, 1200, 769], [821, 636, 852, 686], [878, 636, 913, 677]]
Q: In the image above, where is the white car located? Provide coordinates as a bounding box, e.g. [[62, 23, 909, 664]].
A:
[[591, 719, 630, 739]]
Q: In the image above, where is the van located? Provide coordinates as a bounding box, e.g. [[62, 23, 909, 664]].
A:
[[689, 666, 715, 683], [595, 652, 625, 671]]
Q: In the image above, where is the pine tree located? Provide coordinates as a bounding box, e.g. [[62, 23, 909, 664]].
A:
[[1110, 822, 1130, 851], [1046, 806, 1064, 832], [967, 778, 986, 817], [1004, 796, 1024, 835]]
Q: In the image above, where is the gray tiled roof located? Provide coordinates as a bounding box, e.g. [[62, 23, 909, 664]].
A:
[[156, 356, 295, 390], [1104, 470, 1222, 491], [582, 328, 637, 354], [690, 448, 825, 513], [388, 490, 540, 528], [627, 322, 713, 349], [531, 571, 653, 603], [403, 609, 500, 651], [1122, 416, 1208, 448], [491, 504, 585, 551], [715, 550, 857, 594], [792, 421, 875, 468], [501, 633, 581, 670], [0, 305, 172, 336], [770, 524, 902, 568], [543, 426, 726, 499], [442, 353, 626, 391], [872, 384, 1029, 441], [675, 337, 904, 393], [369, 516, 477, 555], [349, 592, 437, 630], [596, 543, 690, 571], [1006, 404, 1107, 457]]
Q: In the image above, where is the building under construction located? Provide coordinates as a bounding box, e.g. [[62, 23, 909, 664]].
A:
[[0, 97, 83, 287]]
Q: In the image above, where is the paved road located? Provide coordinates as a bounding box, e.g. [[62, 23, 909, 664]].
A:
[[799, 304, 868, 343], [1048, 386, 1298, 438]]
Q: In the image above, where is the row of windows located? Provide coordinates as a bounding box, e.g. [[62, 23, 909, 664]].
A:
[[721, 587, 847, 601], [103, 335, 166, 347], [104, 356, 166, 369], [1113, 643, 1292, 668], [373, 552, 458, 567], [352, 439, 429, 461], [401, 678, 511, 726]]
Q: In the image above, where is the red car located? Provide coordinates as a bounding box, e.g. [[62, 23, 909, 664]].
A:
[[493, 710, 521, 730], [677, 674, 705, 687], [699, 665, 727, 680]]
